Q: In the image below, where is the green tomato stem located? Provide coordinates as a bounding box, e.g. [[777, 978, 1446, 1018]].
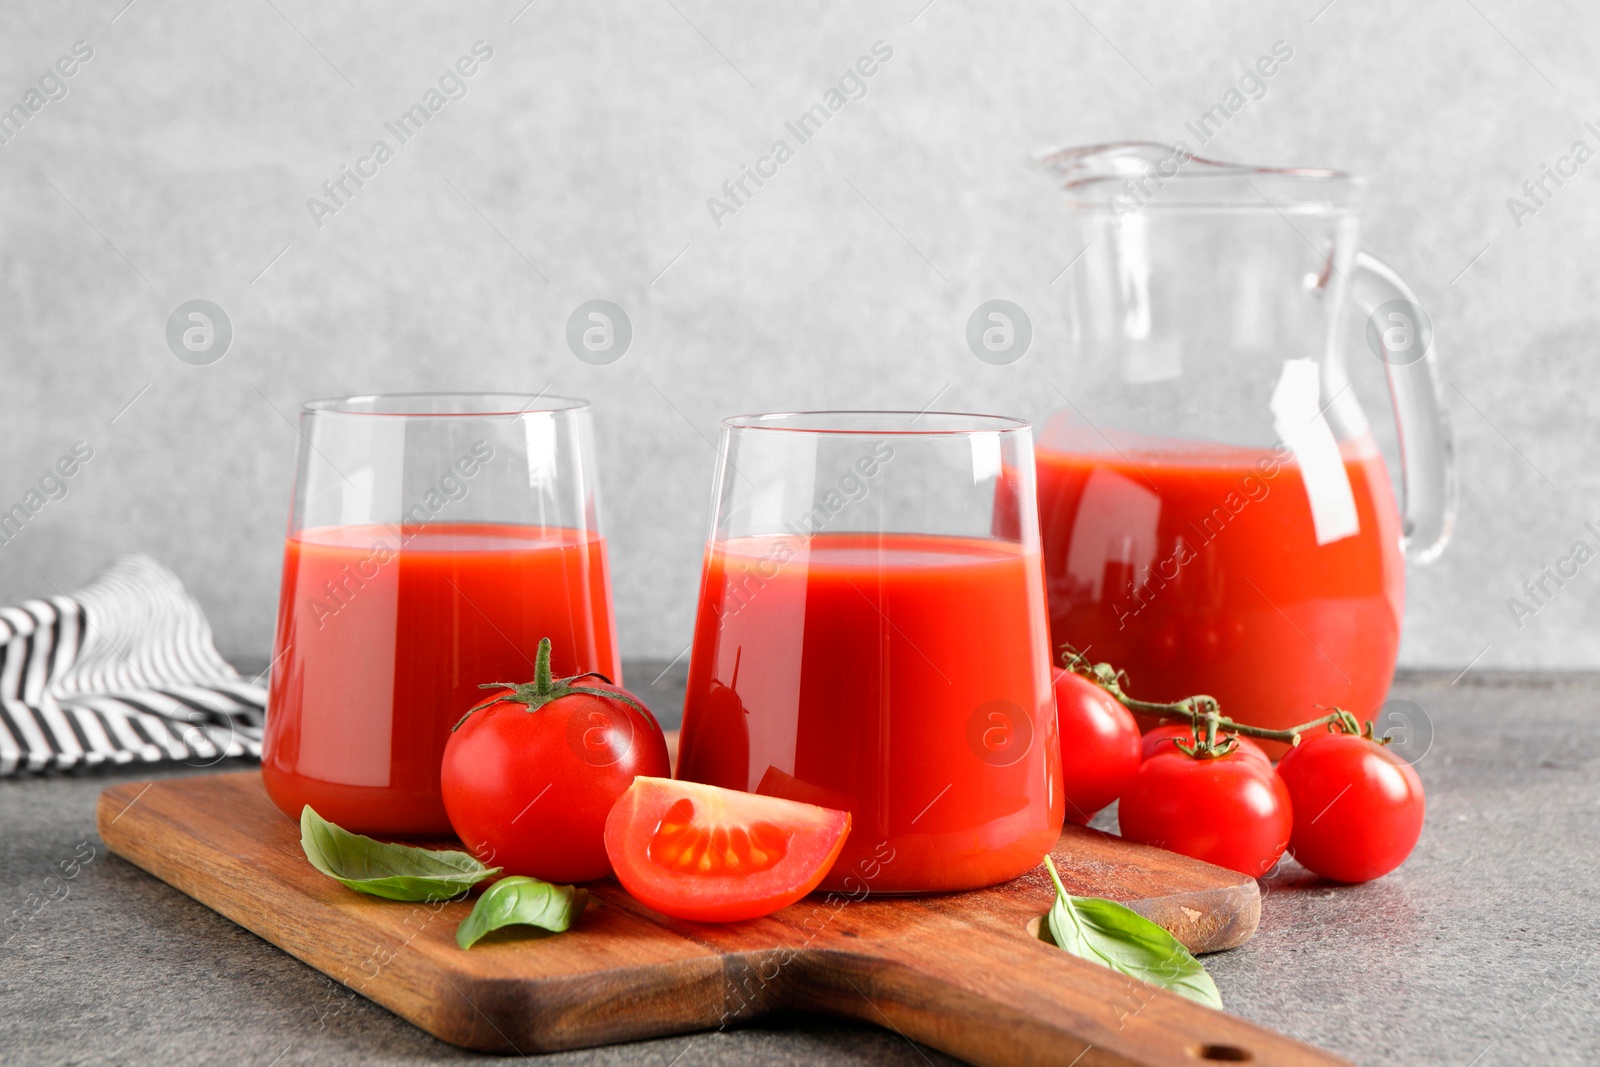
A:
[[1059, 645, 1369, 755], [533, 636, 555, 694], [452, 637, 651, 731]]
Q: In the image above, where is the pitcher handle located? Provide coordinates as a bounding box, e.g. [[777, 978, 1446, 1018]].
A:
[[1350, 251, 1456, 563]]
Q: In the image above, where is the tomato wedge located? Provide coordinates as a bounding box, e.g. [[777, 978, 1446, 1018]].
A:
[[603, 777, 851, 922]]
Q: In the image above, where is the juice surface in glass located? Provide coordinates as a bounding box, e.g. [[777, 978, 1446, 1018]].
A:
[[1036, 435, 1403, 751], [676, 531, 1063, 894], [262, 521, 618, 835]]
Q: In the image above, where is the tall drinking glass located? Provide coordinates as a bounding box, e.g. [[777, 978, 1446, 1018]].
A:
[[676, 412, 1063, 894], [262, 393, 618, 835]]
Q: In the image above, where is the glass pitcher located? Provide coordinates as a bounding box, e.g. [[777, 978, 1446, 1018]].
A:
[[1034, 142, 1454, 749]]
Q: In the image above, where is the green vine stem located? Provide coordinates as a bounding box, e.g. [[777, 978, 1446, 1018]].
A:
[[1059, 644, 1371, 758]]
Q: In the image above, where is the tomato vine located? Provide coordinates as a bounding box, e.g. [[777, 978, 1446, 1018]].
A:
[[1058, 644, 1386, 758]]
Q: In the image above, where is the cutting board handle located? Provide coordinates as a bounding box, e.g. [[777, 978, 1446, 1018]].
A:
[[780, 912, 1347, 1067]]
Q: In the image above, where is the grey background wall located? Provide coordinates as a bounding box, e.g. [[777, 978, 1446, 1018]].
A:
[[0, 0, 1594, 671]]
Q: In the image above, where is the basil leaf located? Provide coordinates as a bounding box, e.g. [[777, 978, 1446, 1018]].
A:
[[456, 876, 588, 949], [299, 806, 501, 902], [1038, 855, 1222, 1010]]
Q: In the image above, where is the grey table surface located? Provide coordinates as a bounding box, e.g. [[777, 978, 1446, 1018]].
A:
[[3, 666, 1597, 1067]]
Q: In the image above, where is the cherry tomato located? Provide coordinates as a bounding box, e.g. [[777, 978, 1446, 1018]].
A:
[[1142, 723, 1270, 767], [1052, 669, 1141, 824], [604, 777, 851, 923], [441, 639, 670, 883], [1276, 732, 1425, 883], [1118, 749, 1292, 877]]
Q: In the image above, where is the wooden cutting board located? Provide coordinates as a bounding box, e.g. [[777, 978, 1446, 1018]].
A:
[[97, 772, 1344, 1066]]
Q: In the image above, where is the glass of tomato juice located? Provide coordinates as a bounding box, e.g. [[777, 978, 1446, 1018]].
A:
[[261, 393, 619, 836], [675, 411, 1065, 894]]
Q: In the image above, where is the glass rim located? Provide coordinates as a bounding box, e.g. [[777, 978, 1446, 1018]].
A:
[[1037, 140, 1367, 212], [300, 392, 591, 418], [722, 410, 1031, 436]]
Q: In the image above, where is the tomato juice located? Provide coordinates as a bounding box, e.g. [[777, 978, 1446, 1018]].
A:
[[1036, 436, 1403, 750], [676, 531, 1063, 894], [262, 522, 618, 835]]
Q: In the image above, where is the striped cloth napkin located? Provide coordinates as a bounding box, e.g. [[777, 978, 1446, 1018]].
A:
[[0, 555, 266, 774]]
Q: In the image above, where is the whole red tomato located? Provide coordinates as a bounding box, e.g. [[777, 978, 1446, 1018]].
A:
[[1118, 748, 1293, 878], [1052, 669, 1141, 824], [441, 638, 670, 883], [1141, 723, 1270, 767], [1276, 732, 1425, 883]]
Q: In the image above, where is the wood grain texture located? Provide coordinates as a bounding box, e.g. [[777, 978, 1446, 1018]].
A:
[[97, 772, 1345, 1066]]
